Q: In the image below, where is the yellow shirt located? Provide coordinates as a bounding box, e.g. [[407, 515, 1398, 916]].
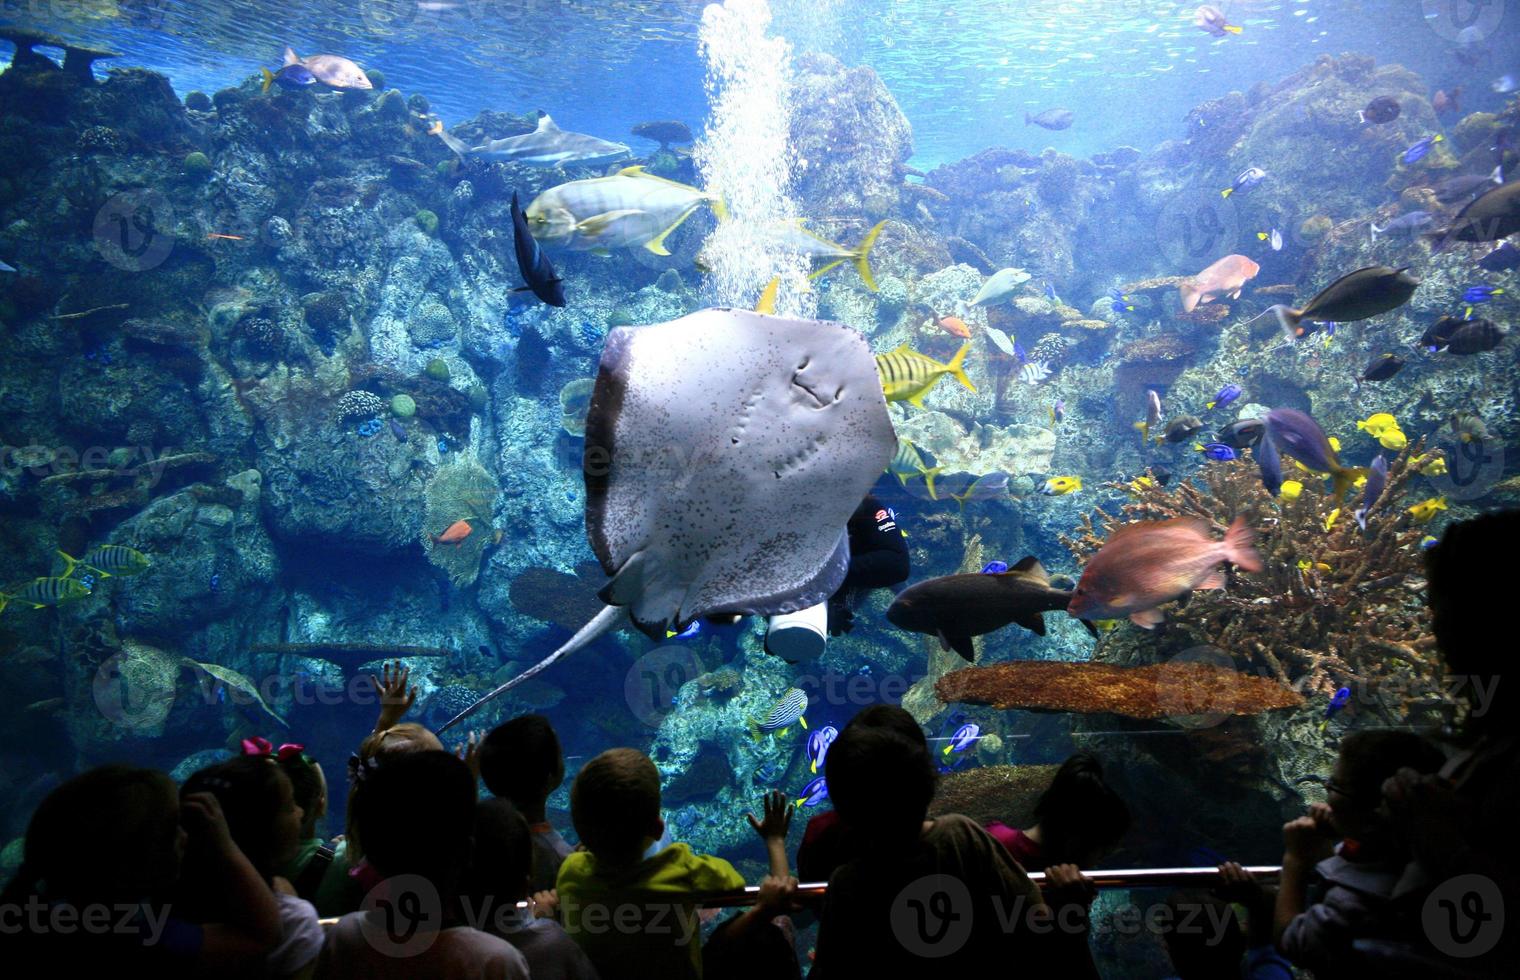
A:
[[556, 843, 744, 980]]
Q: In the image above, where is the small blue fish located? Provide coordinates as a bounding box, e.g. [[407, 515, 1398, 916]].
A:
[[1420, 535, 1440, 550], [665, 620, 702, 640], [1043, 281, 1059, 302], [1013, 339, 1028, 362], [437, 438, 450, 454], [1462, 284, 1503, 305], [1221, 166, 1266, 198], [1200, 443, 1238, 461], [1324, 686, 1352, 720], [209, 573, 221, 594], [261, 63, 316, 92], [795, 776, 829, 808], [942, 723, 980, 756], [1401, 134, 1443, 165], [214, 684, 227, 704], [980, 561, 1009, 575], [807, 725, 839, 774], [389, 419, 407, 441], [1107, 288, 1135, 313], [1208, 384, 1242, 410]]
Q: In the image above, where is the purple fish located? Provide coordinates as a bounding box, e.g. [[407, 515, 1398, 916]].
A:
[[1208, 384, 1242, 410], [1256, 423, 1283, 496], [1355, 454, 1388, 531], [1267, 408, 1363, 500]]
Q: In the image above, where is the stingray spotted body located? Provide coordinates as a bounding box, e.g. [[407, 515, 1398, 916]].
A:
[[440, 308, 895, 731]]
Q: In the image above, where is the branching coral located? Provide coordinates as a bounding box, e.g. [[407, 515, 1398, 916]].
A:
[[936, 661, 1303, 719], [1059, 453, 1440, 702]]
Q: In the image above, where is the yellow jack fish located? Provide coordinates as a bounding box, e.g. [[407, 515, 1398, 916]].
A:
[[876, 342, 975, 408]]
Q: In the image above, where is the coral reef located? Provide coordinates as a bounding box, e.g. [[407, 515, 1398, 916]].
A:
[[928, 764, 1060, 827], [1061, 456, 1441, 703], [421, 461, 500, 587]]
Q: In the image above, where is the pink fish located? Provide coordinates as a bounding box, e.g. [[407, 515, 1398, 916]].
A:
[[1179, 254, 1260, 313], [1068, 517, 1262, 628]]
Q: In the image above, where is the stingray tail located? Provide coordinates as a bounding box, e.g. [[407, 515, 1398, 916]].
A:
[[945, 342, 976, 393], [853, 220, 886, 292], [437, 604, 627, 733]]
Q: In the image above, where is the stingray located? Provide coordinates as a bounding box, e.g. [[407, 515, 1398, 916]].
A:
[[439, 308, 895, 731]]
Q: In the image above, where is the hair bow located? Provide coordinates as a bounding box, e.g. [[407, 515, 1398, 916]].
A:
[[242, 736, 308, 762]]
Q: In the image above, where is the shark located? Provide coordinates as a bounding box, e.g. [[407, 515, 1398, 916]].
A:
[[430, 111, 630, 169]]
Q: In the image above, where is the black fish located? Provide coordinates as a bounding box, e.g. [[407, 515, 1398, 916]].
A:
[[1261, 266, 1420, 339], [510, 191, 566, 307], [1026, 108, 1075, 131], [885, 557, 1086, 660], [1432, 167, 1504, 205], [1420, 315, 1465, 351], [1162, 415, 1204, 443], [1429, 181, 1520, 251], [1444, 319, 1506, 355], [1150, 464, 1172, 486], [1216, 418, 1265, 450], [1360, 353, 1405, 382], [1358, 96, 1400, 124], [1478, 242, 1520, 272]]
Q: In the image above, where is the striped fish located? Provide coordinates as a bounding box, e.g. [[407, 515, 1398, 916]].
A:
[[748, 687, 809, 739], [887, 438, 942, 497], [876, 342, 976, 408], [1, 576, 91, 614], [1018, 361, 1052, 385], [59, 545, 150, 578]]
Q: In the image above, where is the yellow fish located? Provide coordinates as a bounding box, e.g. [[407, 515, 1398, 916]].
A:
[[1324, 508, 1340, 531], [1408, 497, 1448, 523], [1280, 480, 1304, 501], [1040, 475, 1083, 496], [876, 342, 975, 408], [755, 276, 780, 314], [1093, 619, 1122, 632], [1296, 559, 1332, 573], [1355, 414, 1406, 449], [1411, 453, 1447, 477], [1125, 476, 1155, 495]]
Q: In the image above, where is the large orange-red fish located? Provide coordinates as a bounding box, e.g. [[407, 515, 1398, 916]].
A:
[[934, 314, 971, 339], [432, 520, 473, 546], [1179, 254, 1260, 313], [1068, 517, 1262, 628]]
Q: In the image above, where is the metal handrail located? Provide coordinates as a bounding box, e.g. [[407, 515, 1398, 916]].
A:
[[315, 865, 1282, 924]]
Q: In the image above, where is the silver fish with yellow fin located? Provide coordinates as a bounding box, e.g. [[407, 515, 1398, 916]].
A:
[[525, 166, 727, 255]]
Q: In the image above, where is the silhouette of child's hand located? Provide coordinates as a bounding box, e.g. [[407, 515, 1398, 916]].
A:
[[745, 789, 794, 841], [530, 889, 558, 919], [181, 791, 234, 852], [1282, 815, 1332, 862], [456, 729, 483, 781], [754, 875, 799, 916], [1043, 864, 1096, 908], [370, 660, 416, 731], [1215, 862, 1264, 906]]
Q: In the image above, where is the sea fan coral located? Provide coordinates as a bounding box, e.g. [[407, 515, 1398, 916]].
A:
[[1060, 454, 1440, 703], [420, 460, 499, 587]]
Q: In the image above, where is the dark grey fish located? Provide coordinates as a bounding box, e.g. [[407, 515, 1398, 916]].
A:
[[1432, 167, 1504, 204], [389, 419, 407, 441], [1477, 242, 1520, 272], [1370, 211, 1433, 241], [1260, 266, 1420, 340], [1430, 181, 1520, 250], [1360, 353, 1405, 382], [1026, 108, 1075, 131], [1355, 455, 1388, 531], [886, 556, 1083, 660], [1162, 415, 1204, 443], [1358, 96, 1400, 124], [1217, 418, 1265, 450], [1443, 318, 1506, 355]]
